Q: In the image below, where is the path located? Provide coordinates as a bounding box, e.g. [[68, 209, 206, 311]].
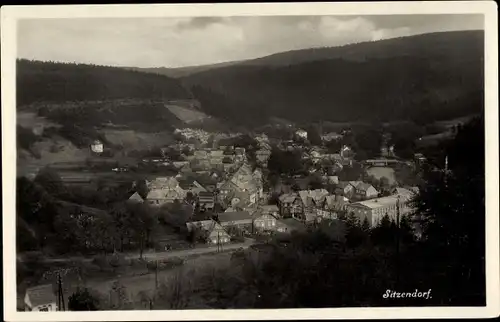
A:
[[32, 238, 256, 264]]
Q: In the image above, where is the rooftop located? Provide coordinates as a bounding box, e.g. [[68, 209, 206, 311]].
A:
[[350, 195, 402, 209], [25, 284, 57, 307]]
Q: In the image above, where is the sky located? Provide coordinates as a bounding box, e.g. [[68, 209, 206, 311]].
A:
[[17, 14, 483, 68]]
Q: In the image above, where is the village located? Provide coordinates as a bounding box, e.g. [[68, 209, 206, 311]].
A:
[[21, 124, 428, 311], [90, 126, 422, 249]]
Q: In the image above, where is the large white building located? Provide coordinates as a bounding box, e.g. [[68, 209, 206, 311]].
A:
[[295, 129, 308, 140], [24, 284, 57, 311], [346, 188, 417, 227]]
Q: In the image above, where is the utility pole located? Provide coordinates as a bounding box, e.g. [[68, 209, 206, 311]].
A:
[[155, 259, 158, 290], [43, 268, 74, 311], [396, 196, 401, 288], [58, 273, 65, 311]]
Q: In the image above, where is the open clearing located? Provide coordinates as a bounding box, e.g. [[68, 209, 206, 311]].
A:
[[366, 166, 396, 184], [165, 104, 210, 124], [17, 111, 61, 129], [103, 129, 174, 151]]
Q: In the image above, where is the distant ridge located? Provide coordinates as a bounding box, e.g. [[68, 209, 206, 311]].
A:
[[182, 30, 484, 126], [127, 30, 483, 78]]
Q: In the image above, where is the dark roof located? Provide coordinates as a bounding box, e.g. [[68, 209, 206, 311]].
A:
[[217, 211, 252, 223], [199, 191, 215, 198], [25, 284, 57, 307], [356, 183, 373, 191]]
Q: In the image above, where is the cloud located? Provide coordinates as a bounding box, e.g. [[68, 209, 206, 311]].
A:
[[175, 16, 228, 31], [17, 15, 483, 68]]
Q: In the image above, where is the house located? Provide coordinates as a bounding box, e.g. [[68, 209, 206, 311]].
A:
[[146, 189, 186, 206], [146, 177, 187, 206], [220, 163, 263, 204], [198, 191, 215, 211], [324, 175, 339, 185], [323, 195, 350, 212], [340, 145, 353, 159], [253, 212, 278, 232], [90, 140, 103, 154], [353, 182, 379, 200], [414, 153, 427, 165], [256, 149, 271, 165], [296, 189, 329, 222], [321, 132, 342, 142], [147, 177, 180, 190], [260, 204, 280, 217], [128, 192, 144, 203], [278, 193, 304, 219], [178, 177, 207, 195], [186, 220, 231, 244], [209, 150, 224, 165], [217, 211, 253, 234], [207, 222, 231, 244], [295, 129, 308, 140], [334, 181, 356, 198], [24, 284, 57, 311], [346, 194, 415, 227]]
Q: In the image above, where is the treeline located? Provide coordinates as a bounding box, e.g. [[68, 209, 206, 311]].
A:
[[183, 55, 483, 126], [17, 59, 191, 106], [36, 100, 182, 133]]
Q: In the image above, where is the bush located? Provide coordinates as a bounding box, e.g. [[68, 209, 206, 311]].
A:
[[68, 287, 101, 311]]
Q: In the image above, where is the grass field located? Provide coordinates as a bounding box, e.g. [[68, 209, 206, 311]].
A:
[[17, 111, 61, 129], [366, 166, 396, 184], [165, 104, 210, 124], [103, 129, 174, 151]]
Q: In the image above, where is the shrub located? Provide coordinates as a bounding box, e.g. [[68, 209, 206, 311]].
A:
[[68, 287, 101, 311]]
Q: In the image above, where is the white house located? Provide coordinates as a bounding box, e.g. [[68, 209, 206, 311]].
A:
[[24, 284, 57, 311], [346, 193, 415, 227], [90, 140, 103, 154], [295, 129, 308, 140]]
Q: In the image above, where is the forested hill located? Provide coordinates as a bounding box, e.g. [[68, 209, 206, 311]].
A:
[[125, 60, 243, 79], [17, 59, 192, 106], [183, 30, 484, 125], [239, 30, 484, 67]]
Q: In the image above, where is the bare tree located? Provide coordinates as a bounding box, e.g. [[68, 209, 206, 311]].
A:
[[153, 268, 191, 309]]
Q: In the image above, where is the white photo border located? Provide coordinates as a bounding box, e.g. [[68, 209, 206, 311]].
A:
[[2, 1, 498, 321]]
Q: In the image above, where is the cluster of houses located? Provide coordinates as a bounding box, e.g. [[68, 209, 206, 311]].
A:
[[182, 174, 418, 246]]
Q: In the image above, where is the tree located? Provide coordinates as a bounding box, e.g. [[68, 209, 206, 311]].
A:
[[34, 167, 66, 197], [307, 125, 323, 146], [127, 202, 157, 259], [153, 269, 192, 309], [267, 148, 303, 176], [109, 281, 131, 309], [361, 217, 371, 232], [354, 126, 383, 159], [308, 173, 324, 190], [325, 139, 342, 154], [413, 116, 485, 305], [68, 287, 101, 311], [370, 215, 395, 247], [109, 202, 131, 252]]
